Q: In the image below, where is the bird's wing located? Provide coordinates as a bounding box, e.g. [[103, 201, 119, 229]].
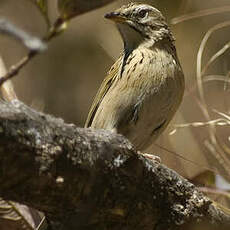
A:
[[84, 56, 123, 128]]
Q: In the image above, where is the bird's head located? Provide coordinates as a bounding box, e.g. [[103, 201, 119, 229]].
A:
[[105, 3, 173, 50]]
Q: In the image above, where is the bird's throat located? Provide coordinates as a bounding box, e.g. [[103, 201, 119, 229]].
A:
[[117, 23, 144, 54]]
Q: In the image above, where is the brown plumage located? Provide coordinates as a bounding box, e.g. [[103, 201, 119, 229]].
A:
[[85, 3, 184, 151]]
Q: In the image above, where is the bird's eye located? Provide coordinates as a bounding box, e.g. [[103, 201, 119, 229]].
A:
[[138, 9, 148, 18]]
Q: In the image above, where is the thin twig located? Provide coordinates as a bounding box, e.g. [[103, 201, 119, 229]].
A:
[[0, 19, 46, 51], [0, 17, 65, 88], [0, 51, 36, 87], [171, 6, 230, 25]]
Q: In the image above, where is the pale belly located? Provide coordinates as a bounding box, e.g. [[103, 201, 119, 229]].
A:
[[89, 46, 184, 151], [117, 79, 181, 151]]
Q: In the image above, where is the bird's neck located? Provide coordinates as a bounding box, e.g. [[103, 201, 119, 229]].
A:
[[142, 26, 175, 50], [117, 23, 144, 54], [117, 23, 174, 54]]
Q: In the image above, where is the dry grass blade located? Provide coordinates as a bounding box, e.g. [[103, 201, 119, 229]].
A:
[[204, 140, 230, 178], [198, 187, 230, 199], [197, 21, 230, 106], [202, 41, 230, 76], [196, 21, 230, 179], [196, 22, 230, 150], [171, 6, 230, 25], [197, 102, 230, 177], [203, 75, 230, 84], [183, 74, 229, 99], [0, 199, 36, 230], [198, 187, 230, 213], [173, 119, 230, 129], [155, 143, 219, 174], [213, 109, 230, 121]]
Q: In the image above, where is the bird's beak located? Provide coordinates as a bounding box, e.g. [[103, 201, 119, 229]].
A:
[[104, 12, 126, 23]]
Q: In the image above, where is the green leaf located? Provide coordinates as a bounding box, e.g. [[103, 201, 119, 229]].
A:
[[28, 0, 50, 27], [58, 0, 116, 20]]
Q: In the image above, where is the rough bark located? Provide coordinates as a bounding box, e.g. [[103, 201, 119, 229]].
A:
[[0, 100, 229, 230]]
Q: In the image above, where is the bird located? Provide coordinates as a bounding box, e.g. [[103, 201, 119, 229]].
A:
[[85, 3, 184, 159]]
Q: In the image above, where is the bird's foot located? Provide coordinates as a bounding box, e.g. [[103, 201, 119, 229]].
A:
[[138, 151, 161, 163]]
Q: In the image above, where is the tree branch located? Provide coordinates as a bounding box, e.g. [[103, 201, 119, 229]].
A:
[[0, 100, 229, 230], [0, 0, 116, 88]]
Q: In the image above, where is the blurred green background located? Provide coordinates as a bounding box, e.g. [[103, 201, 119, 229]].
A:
[[1, 0, 230, 182]]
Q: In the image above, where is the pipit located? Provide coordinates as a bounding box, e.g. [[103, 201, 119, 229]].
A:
[[85, 3, 184, 160]]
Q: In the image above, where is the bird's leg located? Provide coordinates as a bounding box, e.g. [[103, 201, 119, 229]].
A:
[[138, 151, 161, 163]]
